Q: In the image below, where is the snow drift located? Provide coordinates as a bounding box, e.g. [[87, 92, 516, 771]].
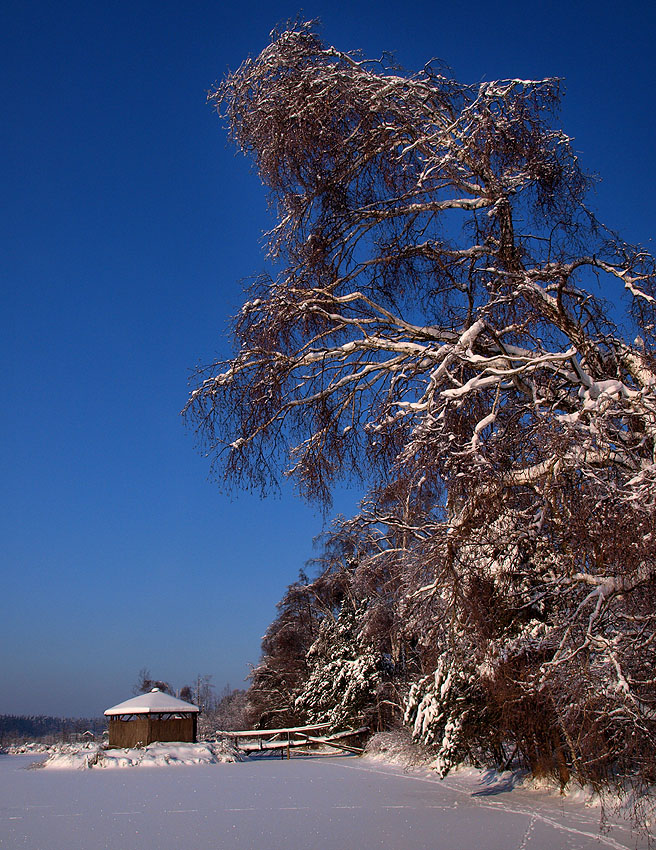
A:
[[38, 740, 241, 769]]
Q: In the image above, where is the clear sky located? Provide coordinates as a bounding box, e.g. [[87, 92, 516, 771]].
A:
[[2, 0, 655, 718]]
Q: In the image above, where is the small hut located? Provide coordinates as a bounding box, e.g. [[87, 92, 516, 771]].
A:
[[104, 688, 199, 748]]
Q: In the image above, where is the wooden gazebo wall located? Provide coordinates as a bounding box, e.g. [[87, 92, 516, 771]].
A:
[[108, 714, 197, 748]]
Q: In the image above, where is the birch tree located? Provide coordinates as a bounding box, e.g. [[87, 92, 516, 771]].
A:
[[187, 23, 656, 794]]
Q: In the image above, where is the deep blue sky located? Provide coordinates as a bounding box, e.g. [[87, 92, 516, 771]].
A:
[[2, 0, 655, 717]]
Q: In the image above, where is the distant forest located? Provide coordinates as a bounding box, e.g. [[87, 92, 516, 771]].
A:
[[0, 715, 107, 744]]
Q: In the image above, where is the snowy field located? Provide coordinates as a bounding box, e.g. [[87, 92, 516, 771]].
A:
[[0, 751, 651, 849]]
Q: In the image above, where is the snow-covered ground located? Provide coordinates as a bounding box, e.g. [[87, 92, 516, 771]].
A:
[[0, 750, 652, 849]]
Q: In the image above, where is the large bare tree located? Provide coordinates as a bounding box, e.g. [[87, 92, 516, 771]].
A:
[[186, 23, 656, 799]]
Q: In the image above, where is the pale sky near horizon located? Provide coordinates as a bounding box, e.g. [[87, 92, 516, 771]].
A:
[[2, 0, 655, 717]]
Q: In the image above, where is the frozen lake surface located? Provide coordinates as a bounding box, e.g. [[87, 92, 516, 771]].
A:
[[0, 752, 650, 849]]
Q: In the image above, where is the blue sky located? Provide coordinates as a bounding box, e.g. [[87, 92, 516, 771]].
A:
[[2, 0, 655, 718]]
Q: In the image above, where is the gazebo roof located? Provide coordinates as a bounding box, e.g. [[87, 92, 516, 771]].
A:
[[104, 688, 200, 716]]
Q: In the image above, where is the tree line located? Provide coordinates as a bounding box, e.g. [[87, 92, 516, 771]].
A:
[[185, 22, 656, 804], [0, 715, 106, 745]]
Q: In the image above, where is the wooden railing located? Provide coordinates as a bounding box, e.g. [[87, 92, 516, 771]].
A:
[[215, 724, 368, 757]]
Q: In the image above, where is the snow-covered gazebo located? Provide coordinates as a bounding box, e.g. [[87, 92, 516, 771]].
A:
[[104, 688, 200, 748]]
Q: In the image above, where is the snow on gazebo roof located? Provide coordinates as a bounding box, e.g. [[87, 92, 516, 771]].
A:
[[104, 687, 200, 716]]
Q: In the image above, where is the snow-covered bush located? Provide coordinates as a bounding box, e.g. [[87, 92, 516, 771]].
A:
[[365, 727, 431, 767]]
